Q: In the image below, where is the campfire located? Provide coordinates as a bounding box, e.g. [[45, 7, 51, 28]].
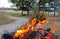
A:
[[2, 11, 57, 39], [13, 18, 57, 39]]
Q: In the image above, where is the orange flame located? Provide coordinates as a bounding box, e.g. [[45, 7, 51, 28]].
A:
[[38, 18, 49, 28], [31, 18, 37, 26], [51, 19, 57, 33]]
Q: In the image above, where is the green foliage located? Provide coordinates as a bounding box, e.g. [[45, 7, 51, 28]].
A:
[[9, 0, 53, 12], [9, 0, 53, 16], [31, 12, 46, 21], [9, 0, 31, 10]]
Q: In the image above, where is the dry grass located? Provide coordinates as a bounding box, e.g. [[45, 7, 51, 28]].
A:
[[0, 13, 14, 25]]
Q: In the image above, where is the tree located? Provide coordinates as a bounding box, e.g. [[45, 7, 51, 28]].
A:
[[54, 0, 60, 16], [38, 0, 53, 12], [23, 0, 32, 15], [50, 1, 56, 16], [9, 0, 53, 16], [9, 0, 32, 15]]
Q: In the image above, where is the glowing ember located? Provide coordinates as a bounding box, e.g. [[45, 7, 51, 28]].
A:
[[46, 33, 55, 39]]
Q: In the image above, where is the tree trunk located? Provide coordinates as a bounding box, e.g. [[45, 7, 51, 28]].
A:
[[59, 13, 60, 16], [21, 10, 23, 16], [54, 8, 55, 16], [54, 11, 55, 16], [27, 10, 29, 16]]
